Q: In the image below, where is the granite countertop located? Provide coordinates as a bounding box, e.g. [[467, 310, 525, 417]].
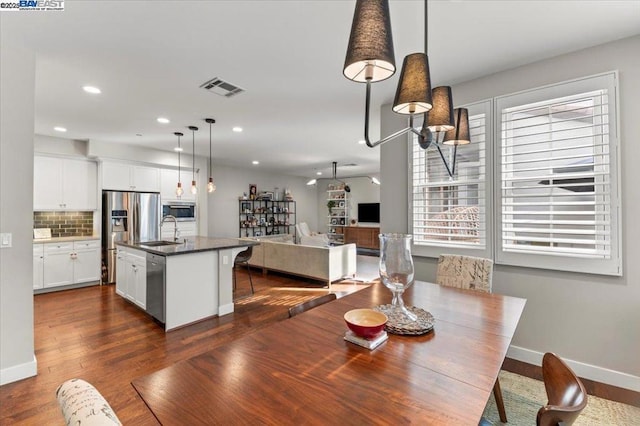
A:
[[33, 235, 100, 244], [117, 236, 258, 257]]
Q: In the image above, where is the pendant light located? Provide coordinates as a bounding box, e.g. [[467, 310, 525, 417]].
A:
[[205, 118, 217, 193], [174, 132, 184, 197], [188, 126, 198, 195]]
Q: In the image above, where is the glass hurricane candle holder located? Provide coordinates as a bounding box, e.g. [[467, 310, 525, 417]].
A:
[[379, 233, 417, 321]]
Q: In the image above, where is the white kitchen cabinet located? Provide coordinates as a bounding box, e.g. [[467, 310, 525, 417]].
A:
[[43, 242, 75, 287], [38, 239, 101, 290], [160, 168, 196, 201], [33, 244, 44, 289], [115, 247, 127, 297], [73, 240, 101, 283], [124, 249, 147, 309], [34, 156, 98, 210], [102, 161, 160, 192], [161, 221, 197, 240]]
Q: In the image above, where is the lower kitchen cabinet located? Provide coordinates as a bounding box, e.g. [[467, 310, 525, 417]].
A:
[[33, 244, 44, 290], [34, 239, 101, 291], [116, 246, 147, 310]]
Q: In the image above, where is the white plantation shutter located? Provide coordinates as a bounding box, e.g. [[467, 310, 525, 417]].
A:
[[410, 100, 492, 258], [495, 72, 621, 275]]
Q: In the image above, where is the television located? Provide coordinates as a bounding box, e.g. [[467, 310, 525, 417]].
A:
[[358, 203, 380, 223]]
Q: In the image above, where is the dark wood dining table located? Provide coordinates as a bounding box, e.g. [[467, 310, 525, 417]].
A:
[[132, 281, 526, 425]]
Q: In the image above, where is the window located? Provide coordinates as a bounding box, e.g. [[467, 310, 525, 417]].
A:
[[410, 100, 492, 258], [409, 72, 621, 276], [496, 72, 620, 275]]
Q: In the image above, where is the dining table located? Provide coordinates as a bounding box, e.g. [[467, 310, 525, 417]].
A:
[[132, 280, 526, 425]]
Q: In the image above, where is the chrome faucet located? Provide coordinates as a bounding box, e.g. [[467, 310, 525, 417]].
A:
[[161, 215, 179, 241]]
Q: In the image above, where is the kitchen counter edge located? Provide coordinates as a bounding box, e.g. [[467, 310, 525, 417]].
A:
[[116, 237, 258, 257]]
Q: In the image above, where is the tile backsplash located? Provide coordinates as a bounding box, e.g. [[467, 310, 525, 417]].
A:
[[33, 211, 94, 237]]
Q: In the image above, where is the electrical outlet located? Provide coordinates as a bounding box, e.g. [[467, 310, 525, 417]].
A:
[[223, 255, 229, 265], [0, 233, 12, 248]]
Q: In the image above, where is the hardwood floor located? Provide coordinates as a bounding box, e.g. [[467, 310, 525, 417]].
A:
[[0, 268, 372, 425]]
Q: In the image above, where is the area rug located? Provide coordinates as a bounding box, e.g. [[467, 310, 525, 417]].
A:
[[482, 370, 640, 425]]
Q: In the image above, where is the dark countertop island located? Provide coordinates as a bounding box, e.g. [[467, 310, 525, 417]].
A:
[[118, 236, 258, 256]]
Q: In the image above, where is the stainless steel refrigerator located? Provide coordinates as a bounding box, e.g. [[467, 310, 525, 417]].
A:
[[102, 191, 160, 284]]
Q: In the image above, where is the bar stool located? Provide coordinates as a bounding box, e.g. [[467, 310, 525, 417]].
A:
[[233, 247, 254, 295]]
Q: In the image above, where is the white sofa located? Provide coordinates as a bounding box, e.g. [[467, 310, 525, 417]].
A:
[[243, 235, 356, 288]]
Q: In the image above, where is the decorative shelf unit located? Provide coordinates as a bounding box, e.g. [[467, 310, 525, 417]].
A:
[[327, 187, 349, 243], [239, 200, 296, 238]]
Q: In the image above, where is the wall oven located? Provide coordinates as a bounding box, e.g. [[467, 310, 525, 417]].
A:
[[162, 201, 196, 222]]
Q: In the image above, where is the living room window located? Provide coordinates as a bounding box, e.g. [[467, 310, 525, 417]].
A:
[[409, 72, 621, 276], [410, 100, 492, 259]]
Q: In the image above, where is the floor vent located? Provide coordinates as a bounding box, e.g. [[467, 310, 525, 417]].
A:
[[199, 77, 244, 98]]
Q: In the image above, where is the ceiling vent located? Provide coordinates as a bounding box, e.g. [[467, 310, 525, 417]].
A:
[[200, 77, 244, 98]]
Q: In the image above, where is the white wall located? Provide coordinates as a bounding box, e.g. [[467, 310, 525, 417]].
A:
[[380, 35, 640, 390], [207, 167, 318, 238], [0, 39, 37, 384]]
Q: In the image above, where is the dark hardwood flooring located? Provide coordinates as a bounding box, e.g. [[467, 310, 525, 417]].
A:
[[0, 269, 370, 425]]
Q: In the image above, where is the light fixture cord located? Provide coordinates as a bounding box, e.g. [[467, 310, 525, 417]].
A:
[[177, 135, 181, 182], [425, 0, 428, 54], [192, 129, 195, 182], [209, 122, 212, 177]]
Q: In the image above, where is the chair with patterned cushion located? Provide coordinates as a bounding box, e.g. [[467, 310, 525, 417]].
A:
[[537, 352, 588, 426], [56, 378, 121, 425], [435, 254, 505, 423]]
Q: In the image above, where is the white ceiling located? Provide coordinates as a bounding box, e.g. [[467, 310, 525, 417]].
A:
[[3, 0, 639, 178]]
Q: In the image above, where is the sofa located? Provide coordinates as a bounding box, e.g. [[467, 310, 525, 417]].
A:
[[242, 234, 356, 288]]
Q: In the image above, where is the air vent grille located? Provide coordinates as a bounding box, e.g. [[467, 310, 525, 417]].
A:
[[200, 77, 244, 98]]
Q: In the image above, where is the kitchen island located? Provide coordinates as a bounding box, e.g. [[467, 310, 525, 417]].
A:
[[116, 237, 258, 331]]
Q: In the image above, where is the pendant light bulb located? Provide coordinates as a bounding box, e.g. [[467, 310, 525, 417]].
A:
[[188, 126, 198, 196], [174, 131, 184, 198], [205, 118, 216, 195]]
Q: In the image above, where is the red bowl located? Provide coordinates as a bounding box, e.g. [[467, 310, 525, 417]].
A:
[[344, 309, 388, 339]]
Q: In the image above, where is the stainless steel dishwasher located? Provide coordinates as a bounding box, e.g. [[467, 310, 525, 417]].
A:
[[146, 253, 166, 323]]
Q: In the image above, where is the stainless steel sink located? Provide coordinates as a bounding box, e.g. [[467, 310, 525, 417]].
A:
[[140, 240, 181, 247]]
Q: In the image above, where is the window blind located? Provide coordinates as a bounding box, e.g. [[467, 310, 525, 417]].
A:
[[411, 107, 487, 251], [496, 72, 620, 275]]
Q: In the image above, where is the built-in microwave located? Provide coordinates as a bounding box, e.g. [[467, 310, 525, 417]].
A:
[[162, 201, 196, 222]]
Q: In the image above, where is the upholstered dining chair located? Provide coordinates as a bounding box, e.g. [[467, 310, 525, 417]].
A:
[[288, 293, 337, 318], [435, 254, 506, 423], [233, 247, 254, 295], [537, 352, 588, 426]]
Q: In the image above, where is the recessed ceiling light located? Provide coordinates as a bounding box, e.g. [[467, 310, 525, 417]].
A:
[[233, 127, 243, 133], [54, 126, 67, 132], [82, 85, 101, 94], [174, 147, 183, 152], [358, 140, 366, 145], [157, 117, 170, 124], [252, 160, 259, 165], [316, 172, 322, 176]]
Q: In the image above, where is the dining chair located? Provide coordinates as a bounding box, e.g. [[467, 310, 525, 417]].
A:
[[435, 254, 506, 423], [56, 378, 121, 425], [537, 352, 588, 426], [288, 293, 337, 318], [233, 247, 254, 295]]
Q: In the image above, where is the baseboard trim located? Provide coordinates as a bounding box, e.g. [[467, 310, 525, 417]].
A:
[[0, 354, 37, 386], [507, 345, 640, 393], [218, 303, 234, 316]]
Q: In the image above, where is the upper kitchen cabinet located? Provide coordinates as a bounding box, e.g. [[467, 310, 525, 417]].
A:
[[34, 156, 98, 211], [102, 161, 160, 192], [160, 168, 196, 201]]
